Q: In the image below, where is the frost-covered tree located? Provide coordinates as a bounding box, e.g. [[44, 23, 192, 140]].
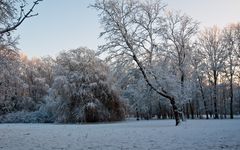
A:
[[92, 0, 181, 125], [163, 11, 198, 118], [191, 45, 210, 119], [0, 50, 20, 114], [21, 57, 48, 101], [44, 47, 125, 123], [0, 53, 49, 116], [198, 26, 227, 119], [222, 23, 240, 119], [40, 56, 55, 86], [0, 0, 43, 116]]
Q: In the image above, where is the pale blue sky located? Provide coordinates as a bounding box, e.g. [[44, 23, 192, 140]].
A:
[[16, 0, 240, 58]]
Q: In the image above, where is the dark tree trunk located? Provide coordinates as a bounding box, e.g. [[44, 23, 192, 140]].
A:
[[224, 98, 227, 119], [213, 71, 219, 119], [190, 101, 195, 119], [170, 97, 180, 126], [186, 103, 190, 119], [68, 97, 76, 123], [209, 111, 213, 118], [136, 107, 139, 121], [198, 75, 209, 119], [230, 73, 234, 119], [204, 101, 209, 119], [210, 92, 213, 119], [239, 95, 240, 115], [158, 101, 162, 119]]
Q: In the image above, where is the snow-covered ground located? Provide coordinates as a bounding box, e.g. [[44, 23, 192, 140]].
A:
[[0, 119, 240, 150]]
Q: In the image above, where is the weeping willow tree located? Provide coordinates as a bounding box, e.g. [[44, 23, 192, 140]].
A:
[[46, 47, 125, 123]]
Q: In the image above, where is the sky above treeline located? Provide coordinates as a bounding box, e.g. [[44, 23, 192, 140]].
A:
[[15, 0, 240, 58]]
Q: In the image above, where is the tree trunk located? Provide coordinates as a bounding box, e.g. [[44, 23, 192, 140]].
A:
[[136, 107, 139, 121], [158, 101, 162, 119], [239, 95, 240, 115], [181, 73, 186, 119], [224, 97, 227, 119], [198, 75, 209, 119], [204, 101, 209, 119], [230, 73, 234, 119], [210, 92, 213, 118], [186, 103, 190, 119], [213, 71, 219, 119], [190, 101, 195, 119], [170, 97, 180, 126]]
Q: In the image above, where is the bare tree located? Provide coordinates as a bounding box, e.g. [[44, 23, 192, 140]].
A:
[[198, 26, 227, 119], [222, 23, 240, 119], [163, 11, 198, 118], [191, 46, 210, 119], [92, 0, 180, 125], [233, 23, 240, 58]]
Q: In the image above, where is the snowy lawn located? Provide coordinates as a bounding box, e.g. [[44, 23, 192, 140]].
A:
[[0, 119, 240, 150]]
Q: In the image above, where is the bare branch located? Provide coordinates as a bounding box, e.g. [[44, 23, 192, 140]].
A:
[[0, 0, 43, 35]]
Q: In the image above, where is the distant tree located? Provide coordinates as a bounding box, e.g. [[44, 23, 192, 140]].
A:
[[40, 56, 55, 86], [222, 23, 240, 119], [198, 26, 227, 119], [163, 11, 198, 118], [231, 23, 240, 59], [0, 49, 20, 115], [191, 46, 210, 119], [0, 54, 49, 115], [20, 57, 49, 103]]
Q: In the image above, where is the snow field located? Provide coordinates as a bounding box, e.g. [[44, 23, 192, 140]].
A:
[[0, 119, 239, 150]]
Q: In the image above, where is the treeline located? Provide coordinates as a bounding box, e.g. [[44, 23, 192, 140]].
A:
[[118, 24, 240, 120], [0, 0, 240, 124], [91, 0, 240, 122], [0, 48, 125, 123]]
